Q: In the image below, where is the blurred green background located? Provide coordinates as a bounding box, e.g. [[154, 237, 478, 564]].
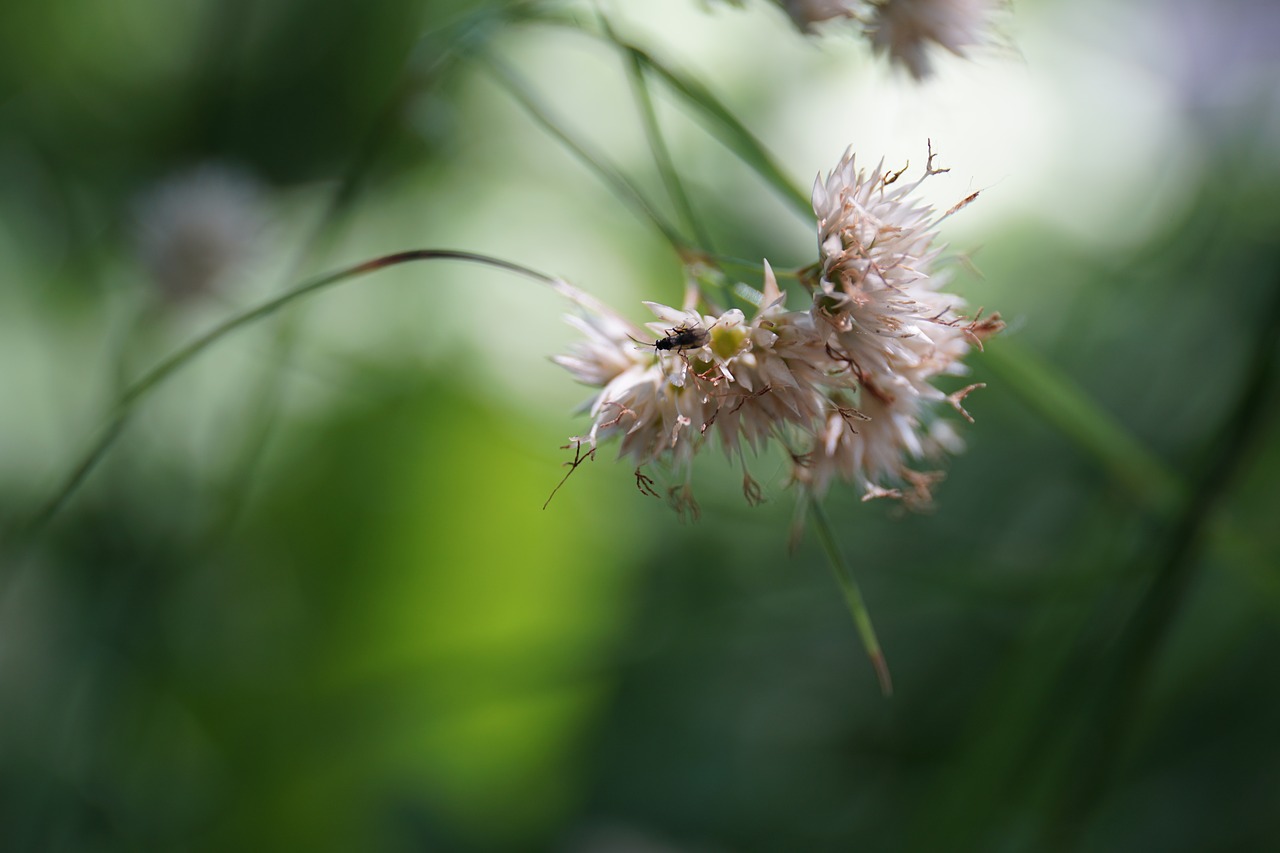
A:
[[2, 0, 1279, 850]]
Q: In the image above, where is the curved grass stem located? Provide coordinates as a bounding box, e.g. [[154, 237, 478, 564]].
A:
[[19, 250, 563, 537]]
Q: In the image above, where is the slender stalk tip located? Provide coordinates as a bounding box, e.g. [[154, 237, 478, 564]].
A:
[[870, 650, 894, 697], [809, 498, 893, 698]]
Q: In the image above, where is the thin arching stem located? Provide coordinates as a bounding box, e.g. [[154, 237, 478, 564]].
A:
[[19, 250, 563, 536], [810, 497, 894, 696], [198, 13, 498, 539]]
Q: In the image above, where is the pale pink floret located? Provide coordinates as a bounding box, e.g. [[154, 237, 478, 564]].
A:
[[866, 0, 997, 80], [553, 147, 1000, 512], [780, 0, 998, 81], [802, 148, 1001, 501]]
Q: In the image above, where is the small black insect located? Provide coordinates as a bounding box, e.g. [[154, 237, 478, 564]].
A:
[[632, 322, 710, 352], [655, 323, 710, 351], [629, 320, 721, 356]]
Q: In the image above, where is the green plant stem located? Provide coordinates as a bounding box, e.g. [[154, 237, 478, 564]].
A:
[[521, 10, 811, 221], [982, 340, 1184, 516], [810, 498, 893, 696], [707, 255, 806, 281], [628, 45, 812, 221], [18, 250, 563, 537], [616, 27, 714, 251], [479, 53, 690, 254], [1045, 273, 1280, 850]]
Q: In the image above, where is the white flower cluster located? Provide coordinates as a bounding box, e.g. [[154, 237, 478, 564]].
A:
[[554, 148, 1001, 514], [135, 164, 266, 303], [782, 0, 998, 80]]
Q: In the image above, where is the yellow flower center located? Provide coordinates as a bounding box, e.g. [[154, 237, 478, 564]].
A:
[[710, 325, 747, 360]]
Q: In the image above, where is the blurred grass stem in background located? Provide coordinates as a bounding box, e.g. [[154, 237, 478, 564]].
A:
[[572, 12, 815, 223], [982, 341, 1185, 517], [16, 250, 564, 540], [194, 6, 525, 542], [1047, 269, 1280, 848], [480, 52, 691, 254], [608, 15, 716, 253]]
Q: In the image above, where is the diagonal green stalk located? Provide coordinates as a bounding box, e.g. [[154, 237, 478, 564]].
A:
[[1042, 270, 1280, 850], [810, 498, 893, 696], [611, 19, 714, 251], [17, 250, 564, 537], [705, 254, 802, 280], [627, 46, 812, 221], [479, 52, 690, 254], [981, 340, 1184, 516], [519, 10, 811, 220]]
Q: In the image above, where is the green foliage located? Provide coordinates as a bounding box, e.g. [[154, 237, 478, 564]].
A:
[[3, 1, 1280, 851]]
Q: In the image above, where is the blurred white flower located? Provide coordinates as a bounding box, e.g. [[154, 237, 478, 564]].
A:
[[782, 0, 861, 32], [865, 0, 996, 79], [135, 164, 267, 303], [553, 147, 1000, 513], [774, 0, 999, 80]]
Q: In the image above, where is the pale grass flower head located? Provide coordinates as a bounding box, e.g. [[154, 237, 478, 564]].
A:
[[552, 266, 847, 517], [802, 146, 1002, 502], [552, 290, 712, 500], [552, 146, 1000, 515], [135, 163, 266, 303], [774, 0, 998, 80], [865, 0, 997, 79]]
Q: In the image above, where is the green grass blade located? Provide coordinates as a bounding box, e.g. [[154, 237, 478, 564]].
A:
[[982, 340, 1185, 516], [629, 46, 813, 221]]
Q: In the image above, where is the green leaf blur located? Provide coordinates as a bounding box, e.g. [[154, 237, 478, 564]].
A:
[[2, 0, 1279, 851]]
